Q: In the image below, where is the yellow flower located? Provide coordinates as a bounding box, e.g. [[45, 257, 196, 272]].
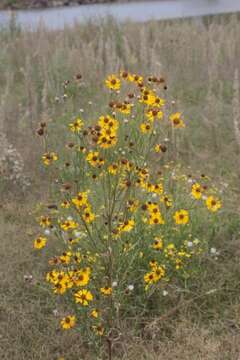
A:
[[127, 199, 139, 212], [69, 118, 84, 133], [92, 324, 104, 336], [75, 289, 93, 306], [72, 192, 89, 209], [86, 151, 104, 167], [192, 183, 202, 200], [60, 220, 78, 231], [169, 112, 185, 128], [98, 115, 119, 130], [117, 102, 132, 115], [61, 200, 70, 209], [34, 236, 47, 249], [42, 152, 58, 165], [60, 251, 72, 264], [105, 74, 121, 91], [206, 196, 221, 212], [140, 122, 152, 134], [144, 272, 155, 285], [152, 265, 165, 281], [118, 219, 135, 232], [90, 309, 99, 319], [82, 208, 95, 223], [152, 237, 163, 251], [98, 133, 117, 149], [140, 92, 156, 106], [53, 282, 67, 295], [153, 97, 165, 108], [174, 210, 189, 225], [164, 243, 176, 258], [149, 213, 165, 225], [145, 108, 163, 122], [39, 216, 51, 228], [160, 195, 173, 208], [61, 315, 76, 330], [100, 286, 112, 296], [108, 163, 119, 175], [130, 73, 143, 84], [73, 269, 90, 287]]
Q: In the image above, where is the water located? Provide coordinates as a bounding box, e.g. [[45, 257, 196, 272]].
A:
[[0, 0, 240, 30]]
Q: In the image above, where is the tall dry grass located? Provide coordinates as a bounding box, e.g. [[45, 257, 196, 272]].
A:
[[1, 13, 240, 360], [1, 14, 240, 192]]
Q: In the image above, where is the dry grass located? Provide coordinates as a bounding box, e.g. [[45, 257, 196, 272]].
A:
[[0, 201, 240, 359], [1, 13, 240, 360], [1, 14, 240, 190]]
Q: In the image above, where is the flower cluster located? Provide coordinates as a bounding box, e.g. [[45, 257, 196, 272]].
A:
[[34, 72, 222, 353]]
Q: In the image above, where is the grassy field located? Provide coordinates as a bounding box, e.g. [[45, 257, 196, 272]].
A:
[[1, 13, 240, 359]]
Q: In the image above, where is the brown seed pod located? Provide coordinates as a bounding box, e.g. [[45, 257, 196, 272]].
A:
[[160, 144, 167, 153], [36, 128, 44, 136]]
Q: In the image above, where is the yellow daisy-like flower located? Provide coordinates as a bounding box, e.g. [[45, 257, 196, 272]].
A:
[[140, 122, 152, 134], [127, 199, 139, 213], [72, 192, 89, 209], [75, 289, 93, 306], [90, 309, 99, 319], [39, 216, 51, 228], [105, 74, 121, 91], [144, 272, 155, 285], [61, 200, 70, 209], [60, 220, 78, 231], [108, 163, 119, 175], [145, 108, 163, 122], [69, 118, 84, 133], [53, 282, 67, 295], [160, 195, 173, 208], [119, 219, 135, 232], [86, 151, 105, 168], [152, 265, 165, 281], [192, 183, 202, 200], [152, 237, 163, 251], [61, 315, 76, 330], [92, 324, 104, 336], [59, 251, 72, 264], [73, 269, 90, 287], [206, 196, 221, 212], [34, 236, 47, 249], [174, 209, 189, 225], [98, 115, 119, 130], [42, 152, 58, 166], [100, 286, 112, 296], [169, 112, 185, 128], [149, 213, 165, 225], [153, 97, 165, 108], [82, 208, 95, 223], [140, 92, 156, 106]]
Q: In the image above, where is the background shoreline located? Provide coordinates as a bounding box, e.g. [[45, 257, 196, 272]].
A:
[[0, 0, 154, 11]]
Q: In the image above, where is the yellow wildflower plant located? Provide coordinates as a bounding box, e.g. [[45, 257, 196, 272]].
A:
[[33, 72, 224, 355]]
